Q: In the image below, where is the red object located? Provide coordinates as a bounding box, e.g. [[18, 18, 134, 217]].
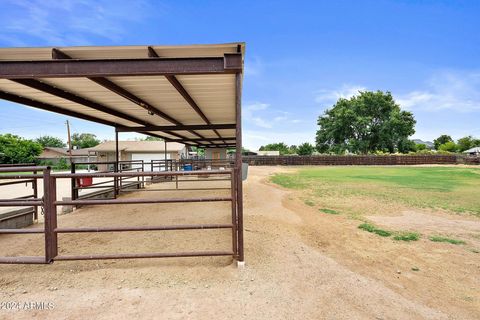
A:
[[77, 177, 93, 187]]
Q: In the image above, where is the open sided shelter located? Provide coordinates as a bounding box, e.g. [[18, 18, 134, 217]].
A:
[[0, 43, 245, 264]]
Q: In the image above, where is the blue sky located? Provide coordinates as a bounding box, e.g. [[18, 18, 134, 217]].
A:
[[0, 0, 479, 149]]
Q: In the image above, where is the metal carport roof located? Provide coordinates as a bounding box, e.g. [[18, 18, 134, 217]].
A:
[[0, 43, 245, 148]]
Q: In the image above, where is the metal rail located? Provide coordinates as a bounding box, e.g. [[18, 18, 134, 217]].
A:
[[0, 165, 242, 264]]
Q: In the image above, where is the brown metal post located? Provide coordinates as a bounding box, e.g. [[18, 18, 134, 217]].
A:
[[114, 129, 119, 197], [33, 169, 38, 220], [164, 140, 167, 171], [141, 160, 145, 188], [235, 71, 244, 262], [71, 162, 78, 202], [150, 161, 154, 181], [43, 167, 58, 263], [230, 170, 238, 257]]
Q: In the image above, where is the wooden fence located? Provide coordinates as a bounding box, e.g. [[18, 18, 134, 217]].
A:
[[242, 155, 459, 166]]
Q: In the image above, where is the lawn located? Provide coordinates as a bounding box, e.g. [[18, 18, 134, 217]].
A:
[[271, 166, 480, 217]]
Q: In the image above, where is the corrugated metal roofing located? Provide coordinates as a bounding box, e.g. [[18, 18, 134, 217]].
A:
[[0, 43, 244, 146]]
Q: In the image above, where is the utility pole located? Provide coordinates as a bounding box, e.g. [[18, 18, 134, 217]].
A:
[[66, 120, 72, 157]]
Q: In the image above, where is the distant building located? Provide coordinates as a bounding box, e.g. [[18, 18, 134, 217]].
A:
[[205, 148, 227, 160], [38, 147, 95, 164], [255, 150, 280, 156], [463, 147, 480, 156], [90, 141, 187, 171], [242, 150, 280, 156]]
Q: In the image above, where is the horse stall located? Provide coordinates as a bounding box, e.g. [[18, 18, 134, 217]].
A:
[[0, 43, 245, 265]]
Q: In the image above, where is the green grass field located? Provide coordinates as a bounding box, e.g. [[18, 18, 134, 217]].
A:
[[271, 166, 480, 217]]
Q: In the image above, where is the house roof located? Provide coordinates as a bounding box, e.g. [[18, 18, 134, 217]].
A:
[[254, 150, 280, 156], [39, 147, 93, 157], [463, 147, 480, 153], [0, 43, 244, 148], [90, 141, 185, 153]]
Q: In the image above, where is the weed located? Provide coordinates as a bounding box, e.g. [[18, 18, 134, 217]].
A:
[[319, 208, 339, 215], [358, 223, 392, 237], [393, 232, 420, 241], [429, 236, 465, 245], [304, 199, 315, 206]]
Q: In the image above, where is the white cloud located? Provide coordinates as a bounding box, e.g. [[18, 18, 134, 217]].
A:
[[0, 0, 152, 45], [244, 130, 315, 150], [243, 102, 272, 129], [251, 117, 272, 128], [315, 84, 366, 105], [244, 56, 264, 77], [243, 103, 302, 129], [396, 71, 480, 112], [245, 102, 269, 112], [273, 116, 287, 122]]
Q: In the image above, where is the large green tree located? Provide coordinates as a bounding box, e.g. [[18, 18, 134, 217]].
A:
[[0, 134, 42, 164], [71, 133, 100, 149], [35, 135, 66, 148], [433, 135, 453, 150], [316, 91, 416, 154]]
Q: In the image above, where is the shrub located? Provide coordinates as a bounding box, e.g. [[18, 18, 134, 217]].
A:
[[429, 236, 465, 245], [393, 232, 420, 241], [358, 223, 392, 237]]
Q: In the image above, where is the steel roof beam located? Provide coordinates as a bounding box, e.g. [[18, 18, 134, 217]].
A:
[[171, 137, 236, 143], [8, 78, 196, 145], [50, 49, 204, 143], [148, 46, 226, 143], [0, 54, 242, 79], [116, 123, 236, 132], [0, 90, 172, 142]]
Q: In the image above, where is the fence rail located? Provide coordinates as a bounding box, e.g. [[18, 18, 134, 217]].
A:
[[0, 166, 240, 264], [243, 155, 459, 166]]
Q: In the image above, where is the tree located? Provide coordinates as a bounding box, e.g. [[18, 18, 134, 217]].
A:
[[397, 139, 417, 153], [438, 141, 457, 153], [415, 143, 426, 151], [71, 133, 100, 149], [0, 134, 42, 164], [259, 142, 292, 155], [143, 136, 163, 141], [297, 142, 315, 155], [456, 136, 480, 152], [316, 91, 416, 154], [433, 135, 453, 150], [289, 145, 298, 154], [35, 135, 66, 148]]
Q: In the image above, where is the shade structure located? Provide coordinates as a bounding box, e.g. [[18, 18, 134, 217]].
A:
[[0, 43, 246, 263], [0, 43, 245, 147]]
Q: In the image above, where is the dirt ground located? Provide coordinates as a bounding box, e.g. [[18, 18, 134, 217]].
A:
[[0, 166, 478, 319]]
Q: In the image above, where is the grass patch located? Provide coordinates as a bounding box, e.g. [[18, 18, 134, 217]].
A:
[[393, 232, 420, 242], [358, 223, 392, 237], [270, 174, 307, 189], [429, 236, 465, 245], [270, 166, 480, 216], [304, 199, 315, 206], [319, 208, 339, 215]]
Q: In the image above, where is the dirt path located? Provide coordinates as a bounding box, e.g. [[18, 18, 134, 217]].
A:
[[0, 167, 477, 319]]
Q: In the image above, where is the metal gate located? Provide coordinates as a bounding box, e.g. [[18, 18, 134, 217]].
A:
[[0, 165, 242, 264]]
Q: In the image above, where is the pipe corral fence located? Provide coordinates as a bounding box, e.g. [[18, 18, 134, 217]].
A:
[[242, 154, 461, 166], [0, 160, 242, 264]]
